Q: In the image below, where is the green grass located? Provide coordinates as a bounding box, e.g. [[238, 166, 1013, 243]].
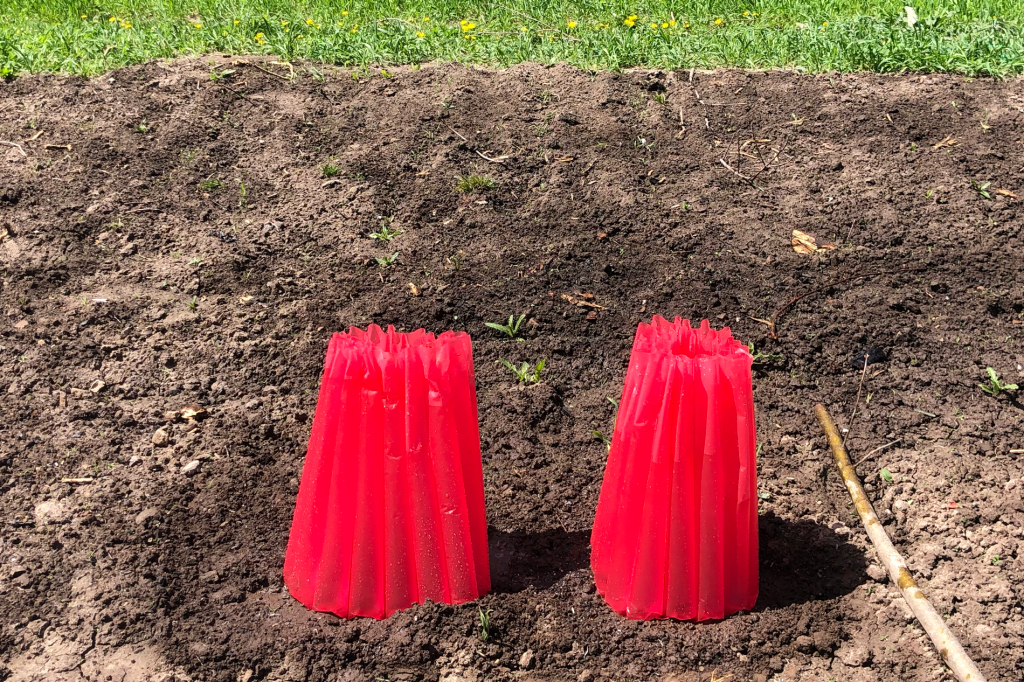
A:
[[3, 1, 1024, 76]]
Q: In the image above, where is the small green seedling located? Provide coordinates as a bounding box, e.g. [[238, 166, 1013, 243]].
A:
[[499, 358, 545, 384], [199, 177, 222, 191], [607, 397, 618, 407], [592, 429, 612, 451], [322, 163, 339, 178], [980, 367, 1017, 396], [991, 554, 1002, 565], [188, 296, 198, 312], [370, 218, 402, 242], [133, 119, 149, 133], [456, 175, 496, 192], [375, 253, 399, 268], [485, 314, 526, 339], [748, 342, 782, 365], [478, 607, 492, 641], [879, 468, 894, 482], [209, 68, 235, 81], [971, 180, 992, 199]]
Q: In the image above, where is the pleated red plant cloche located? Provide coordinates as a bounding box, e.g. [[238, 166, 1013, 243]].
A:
[[591, 316, 758, 620], [284, 325, 490, 619]]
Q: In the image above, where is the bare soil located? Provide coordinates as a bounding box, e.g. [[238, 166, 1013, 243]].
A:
[[1, 59, 1023, 682]]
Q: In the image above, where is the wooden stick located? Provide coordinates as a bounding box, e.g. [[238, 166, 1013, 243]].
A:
[[0, 140, 27, 156], [814, 404, 986, 682]]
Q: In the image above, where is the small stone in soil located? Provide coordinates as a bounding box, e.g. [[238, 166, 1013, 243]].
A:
[[836, 643, 871, 667], [578, 670, 594, 682], [519, 649, 535, 670], [850, 346, 887, 369], [135, 507, 159, 525], [152, 428, 169, 446], [181, 460, 202, 476], [866, 564, 887, 582]]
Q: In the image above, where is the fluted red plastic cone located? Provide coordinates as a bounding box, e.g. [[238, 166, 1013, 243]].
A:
[[591, 317, 757, 620], [284, 325, 490, 619]]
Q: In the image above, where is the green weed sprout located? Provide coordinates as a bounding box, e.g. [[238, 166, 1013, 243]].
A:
[[485, 314, 525, 339], [457, 175, 496, 192], [499, 358, 545, 384], [980, 367, 1018, 396]]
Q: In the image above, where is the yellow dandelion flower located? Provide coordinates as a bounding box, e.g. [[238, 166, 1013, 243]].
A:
[[351, 26, 358, 33], [416, 31, 425, 37], [280, 20, 288, 25], [743, 11, 750, 16], [234, 19, 239, 25], [284, 28, 289, 32], [470, 34, 476, 40], [650, 22, 657, 29], [623, 16, 635, 27], [80, 14, 87, 18], [342, 10, 348, 15], [520, 26, 527, 31], [822, 21, 828, 26], [567, 20, 577, 28], [423, 16, 430, 21], [684, 21, 690, 28], [714, 17, 723, 24], [222, 30, 227, 36], [306, 18, 313, 25], [254, 32, 265, 43], [661, 21, 668, 28], [668, 19, 676, 26], [194, 22, 202, 28], [109, 16, 116, 21], [316, 24, 321, 29]]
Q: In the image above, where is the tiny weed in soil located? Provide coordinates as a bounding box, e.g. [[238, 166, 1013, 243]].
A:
[[607, 397, 618, 407], [992, 554, 1002, 565], [980, 367, 1017, 396], [199, 177, 223, 191], [133, 119, 149, 133], [748, 342, 782, 365], [375, 252, 399, 268], [188, 296, 198, 312], [456, 175, 496, 192], [880, 468, 894, 482], [370, 218, 402, 242], [499, 358, 545, 384], [484, 314, 525, 339], [322, 163, 339, 178], [478, 607, 492, 641], [592, 429, 612, 451], [971, 179, 992, 198], [653, 92, 667, 104]]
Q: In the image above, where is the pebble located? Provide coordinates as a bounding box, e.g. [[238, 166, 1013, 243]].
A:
[[579, 670, 594, 682], [135, 507, 159, 525], [519, 649, 535, 670], [181, 460, 202, 476], [152, 428, 169, 446], [836, 643, 871, 667], [866, 564, 887, 582]]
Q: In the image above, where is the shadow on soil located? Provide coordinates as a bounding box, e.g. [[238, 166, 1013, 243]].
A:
[[488, 527, 590, 593], [756, 512, 869, 610]]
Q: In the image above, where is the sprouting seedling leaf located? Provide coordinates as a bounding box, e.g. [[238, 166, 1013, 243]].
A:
[[592, 429, 612, 451], [980, 366, 1018, 396], [880, 468, 894, 482], [485, 314, 526, 339], [607, 397, 619, 408]]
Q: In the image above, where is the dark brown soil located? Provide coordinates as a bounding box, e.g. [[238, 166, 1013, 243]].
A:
[[2, 59, 1023, 682]]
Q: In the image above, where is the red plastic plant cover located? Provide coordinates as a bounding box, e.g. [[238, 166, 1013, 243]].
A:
[[283, 325, 490, 619], [591, 317, 758, 620]]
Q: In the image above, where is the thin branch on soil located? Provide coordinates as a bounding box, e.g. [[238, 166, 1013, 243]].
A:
[[852, 439, 902, 468], [718, 158, 750, 180], [446, 126, 468, 142], [815, 405, 987, 682], [0, 140, 27, 156], [475, 150, 508, 164], [243, 62, 292, 81], [768, 266, 925, 338], [844, 354, 869, 447]]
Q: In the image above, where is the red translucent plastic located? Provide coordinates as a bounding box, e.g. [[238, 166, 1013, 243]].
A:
[[591, 316, 758, 621], [283, 325, 490, 619]]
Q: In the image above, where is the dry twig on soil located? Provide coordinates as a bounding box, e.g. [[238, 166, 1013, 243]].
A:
[[815, 404, 987, 682]]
